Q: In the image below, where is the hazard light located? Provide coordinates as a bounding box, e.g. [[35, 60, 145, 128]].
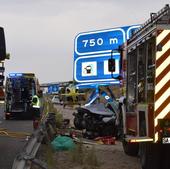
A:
[[9, 73, 23, 77]]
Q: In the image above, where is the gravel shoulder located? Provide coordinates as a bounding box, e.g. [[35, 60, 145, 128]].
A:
[[51, 104, 141, 169]]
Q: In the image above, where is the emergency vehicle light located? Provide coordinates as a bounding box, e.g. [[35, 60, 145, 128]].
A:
[[9, 73, 23, 77]]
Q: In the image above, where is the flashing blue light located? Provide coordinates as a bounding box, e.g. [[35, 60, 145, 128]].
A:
[[9, 73, 23, 77]]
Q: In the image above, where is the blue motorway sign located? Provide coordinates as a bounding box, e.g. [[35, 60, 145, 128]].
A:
[[74, 53, 120, 83], [75, 28, 125, 56], [74, 25, 140, 86], [48, 84, 59, 94], [74, 25, 140, 57]]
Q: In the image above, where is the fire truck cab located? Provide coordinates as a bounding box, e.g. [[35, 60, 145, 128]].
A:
[[110, 4, 170, 169]]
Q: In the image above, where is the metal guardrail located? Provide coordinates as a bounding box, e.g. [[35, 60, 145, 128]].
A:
[[12, 112, 57, 169]]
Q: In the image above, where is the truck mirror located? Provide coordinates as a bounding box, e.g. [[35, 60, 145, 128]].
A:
[[0, 27, 6, 61], [108, 58, 115, 72]]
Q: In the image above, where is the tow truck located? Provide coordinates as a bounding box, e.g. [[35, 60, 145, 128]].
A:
[[4, 73, 40, 119], [109, 4, 170, 169]]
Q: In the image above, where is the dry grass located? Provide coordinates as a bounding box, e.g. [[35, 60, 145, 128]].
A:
[[32, 96, 100, 169], [85, 146, 99, 168], [43, 97, 63, 128], [31, 144, 57, 169], [70, 141, 84, 165], [45, 144, 56, 169], [69, 141, 100, 169]]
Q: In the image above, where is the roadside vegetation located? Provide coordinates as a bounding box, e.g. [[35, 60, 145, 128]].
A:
[[43, 95, 63, 128], [54, 142, 100, 169], [70, 142, 99, 169], [32, 95, 100, 169]]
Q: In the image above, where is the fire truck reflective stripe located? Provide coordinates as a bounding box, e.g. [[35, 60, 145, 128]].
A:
[[156, 64, 170, 84], [158, 32, 170, 47], [156, 30, 170, 45], [155, 80, 170, 101], [130, 138, 153, 143], [154, 29, 170, 142], [155, 71, 170, 94], [156, 40, 170, 60], [155, 132, 158, 142], [155, 125, 161, 134], [164, 113, 170, 120], [155, 87, 170, 111], [156, 56, 170, 77], [154, 103, 170, 127], [157, 30, 163, 37], [156, 48, 170, 68], [155, 95, 170, 117], [33, 105, 40, 108]]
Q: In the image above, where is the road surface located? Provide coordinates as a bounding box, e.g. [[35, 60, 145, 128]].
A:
[[0, 104, 33, 169]]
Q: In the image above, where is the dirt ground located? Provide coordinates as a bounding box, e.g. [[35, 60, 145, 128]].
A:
[[52, 104, 141, 169]]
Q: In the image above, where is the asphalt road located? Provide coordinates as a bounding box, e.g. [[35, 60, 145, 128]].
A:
[[0, 104, 33, 169]]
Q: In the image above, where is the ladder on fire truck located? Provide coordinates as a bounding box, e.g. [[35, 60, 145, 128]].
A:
[[129, 4, 170, 44]]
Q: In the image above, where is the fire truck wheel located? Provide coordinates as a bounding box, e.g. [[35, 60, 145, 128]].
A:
[[139, 142, 160, 169], [122, 139, 139, 156]]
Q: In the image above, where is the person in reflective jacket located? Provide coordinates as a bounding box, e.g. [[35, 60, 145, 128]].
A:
[[32, 93, 41, 130]]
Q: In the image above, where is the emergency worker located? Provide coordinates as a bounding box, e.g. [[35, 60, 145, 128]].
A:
[[31, 91, 42, 129]]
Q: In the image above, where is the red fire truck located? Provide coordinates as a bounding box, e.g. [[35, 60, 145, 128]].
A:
[[109, 4, 170, 169]]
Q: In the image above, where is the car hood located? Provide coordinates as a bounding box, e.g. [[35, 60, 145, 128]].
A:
[[79, 103, 114, 116]]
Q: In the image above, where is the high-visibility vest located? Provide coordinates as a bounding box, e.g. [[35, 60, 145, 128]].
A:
[[32, 95, 41, 108]]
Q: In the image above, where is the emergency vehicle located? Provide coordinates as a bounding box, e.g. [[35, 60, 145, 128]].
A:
[[109, 4, 170, 169], [5, 73, 40, 119], [61, 84, 86, 107]]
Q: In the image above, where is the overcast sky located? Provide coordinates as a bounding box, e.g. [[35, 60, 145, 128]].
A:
[[0, 0, 169, 83]]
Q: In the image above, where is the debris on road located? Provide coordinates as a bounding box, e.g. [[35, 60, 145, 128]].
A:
[[0, 128, 31, 139], [51, 135, 75, 151], [94, 136, 116, 145]]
